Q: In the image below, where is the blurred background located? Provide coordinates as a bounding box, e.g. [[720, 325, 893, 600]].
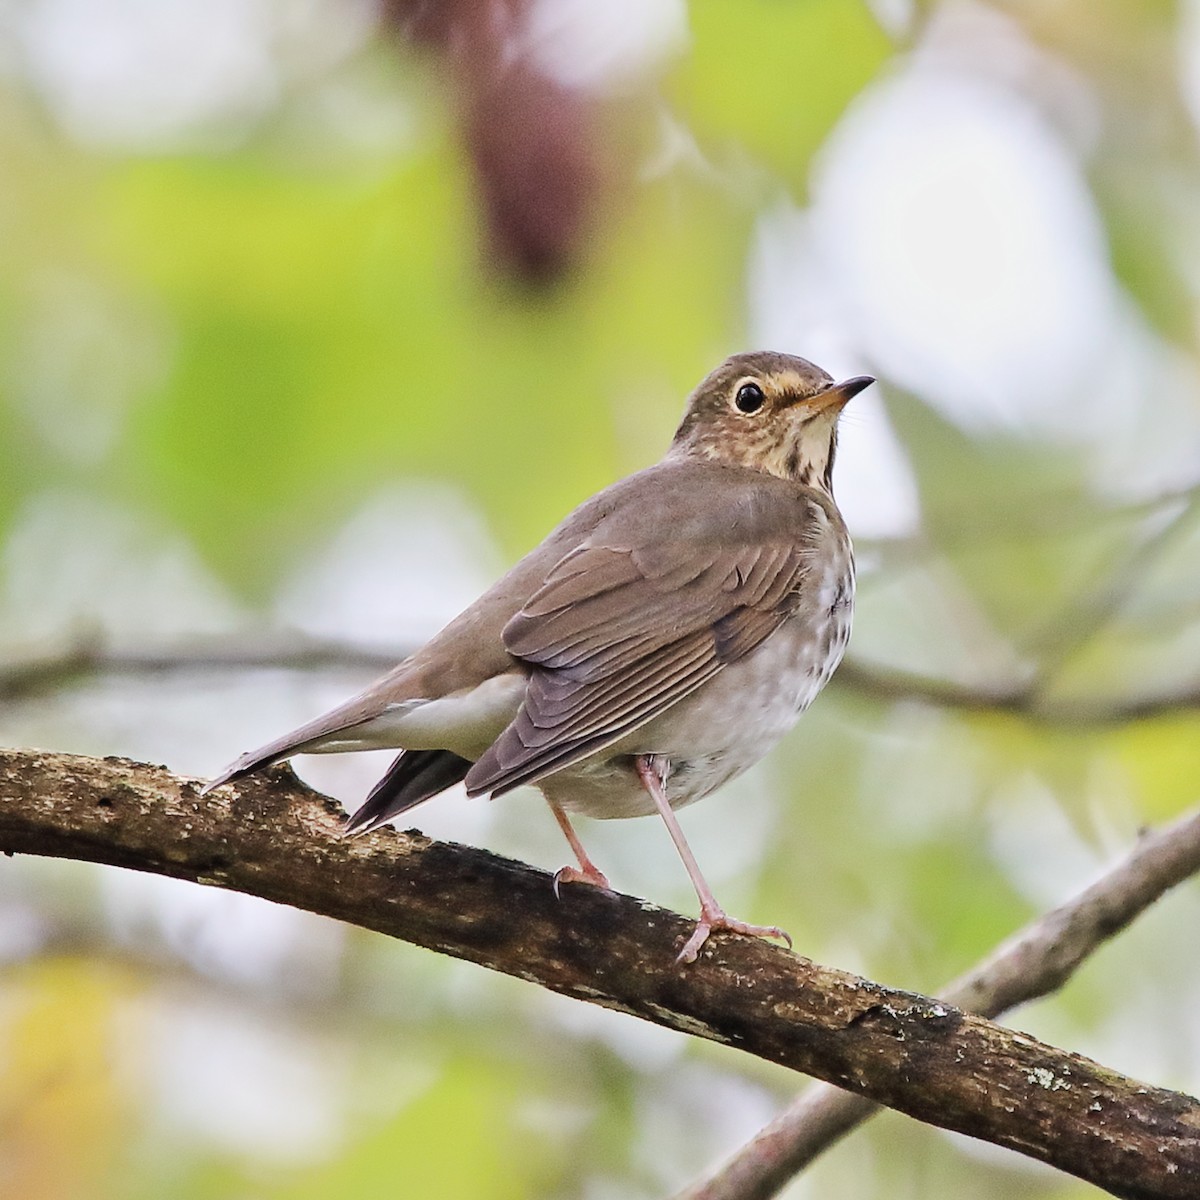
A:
[[2, 0, 1200, 1197]]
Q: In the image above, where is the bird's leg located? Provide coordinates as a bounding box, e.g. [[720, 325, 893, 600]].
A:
[[546, 797, 612, 896], [634, 754, 792, 964]]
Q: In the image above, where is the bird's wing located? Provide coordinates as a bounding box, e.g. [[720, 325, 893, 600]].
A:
[[465, 495, 826, 797]]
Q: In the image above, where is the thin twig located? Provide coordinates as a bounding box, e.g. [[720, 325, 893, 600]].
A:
[[833, 659, 1200, 723], [1024, 496, 1200, 693], [2, 633, 1198, 725]]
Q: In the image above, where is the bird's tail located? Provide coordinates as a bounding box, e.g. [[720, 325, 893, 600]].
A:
[[342, 749, 472, 835], [201, 679, 423, 796], [200, 737, 300, 794]]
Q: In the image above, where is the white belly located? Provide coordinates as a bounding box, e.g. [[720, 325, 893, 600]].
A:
[[541, 590, 853, 820]]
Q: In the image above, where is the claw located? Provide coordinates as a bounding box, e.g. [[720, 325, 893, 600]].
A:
[[676, 907, 792, 964], [552, 864, 612, 899]]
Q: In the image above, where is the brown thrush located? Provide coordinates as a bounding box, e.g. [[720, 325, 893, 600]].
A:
[[207, 352, 871, 962]]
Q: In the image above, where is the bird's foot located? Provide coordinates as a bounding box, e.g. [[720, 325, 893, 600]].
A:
[[677, 905, 793, 965], [552, 864, 612, 899]]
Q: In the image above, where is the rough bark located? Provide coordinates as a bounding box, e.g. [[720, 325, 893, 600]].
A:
[[2, 747, 1198, 1199]]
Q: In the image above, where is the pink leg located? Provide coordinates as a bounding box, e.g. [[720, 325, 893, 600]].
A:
[[546, 797, 611, 896], [635, 754, 792, 964]]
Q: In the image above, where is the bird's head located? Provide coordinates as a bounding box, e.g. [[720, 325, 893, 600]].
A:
[[669, 351, 874, 494]]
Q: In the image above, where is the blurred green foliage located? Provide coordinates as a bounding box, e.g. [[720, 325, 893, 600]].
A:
[[670, 0, 892, 187], [2, 2, 1200, 1199]]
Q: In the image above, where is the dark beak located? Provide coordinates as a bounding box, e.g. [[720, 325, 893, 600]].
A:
[[833, 375, 875, 400], [809, 374, 875, 413]]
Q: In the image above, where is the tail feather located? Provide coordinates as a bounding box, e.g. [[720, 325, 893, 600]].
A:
[[200, 716, 349, 794], [344, 749, 472, 835], [201, 741, 294, 795], [201, 670, 427, 796]]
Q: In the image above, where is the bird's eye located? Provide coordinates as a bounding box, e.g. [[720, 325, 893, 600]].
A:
[[734, 382, 765, 414]]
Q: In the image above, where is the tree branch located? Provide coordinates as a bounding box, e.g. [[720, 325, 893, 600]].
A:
[[3, 633, 1199, 725], [678, 804, 1200, 1200], [1, 748, 1198, 1198], [833, 660, 1200, 723]]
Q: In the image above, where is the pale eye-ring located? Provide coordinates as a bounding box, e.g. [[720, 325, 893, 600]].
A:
[[734, 382, 765, 414]]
